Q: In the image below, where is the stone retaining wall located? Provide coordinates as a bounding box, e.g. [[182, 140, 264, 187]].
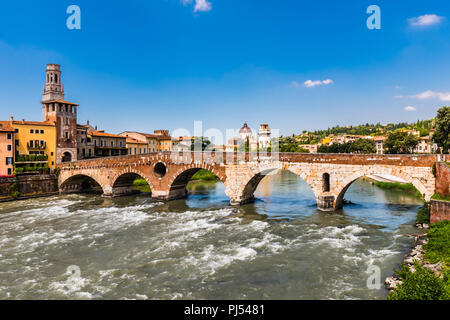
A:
[[435, 162, 450, 196], [0, 174, 58, 200], [430, 199, 450, 224]]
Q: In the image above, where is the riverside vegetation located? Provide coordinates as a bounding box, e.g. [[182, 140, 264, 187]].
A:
[[387, 205, 450, 300]]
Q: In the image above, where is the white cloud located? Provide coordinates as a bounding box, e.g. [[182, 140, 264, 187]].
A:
[[303, 79, 334, 88], [408, 90, 450, 101], [408, 14, 444, 27], [181, 0, 212, 12], [404, 106, 416, 112], [194, 0, 212, 12]]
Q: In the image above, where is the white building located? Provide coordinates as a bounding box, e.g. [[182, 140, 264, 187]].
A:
[[226, 122, 271, 151]]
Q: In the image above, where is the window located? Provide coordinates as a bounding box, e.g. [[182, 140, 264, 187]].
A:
[[134, 148, 137, 154], [6, 157, 13, 165], [30, 129, 34, 133], [65, 132, 69, 139], [51, 152, 54, 156], [7, 133, 11, 140], [15, 129, 18, 133], [7, 145, 11, 151], [40, 130, 44, 134], [29, 140, 33, 148], [7, 168, 12, 175], [322, 173, 330, 192], [15, 140, 19, 146]]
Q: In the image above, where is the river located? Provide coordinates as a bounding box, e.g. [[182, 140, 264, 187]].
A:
[[0, 170, 424, 300]]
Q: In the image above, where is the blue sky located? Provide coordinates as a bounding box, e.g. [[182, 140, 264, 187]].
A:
[[0, 0, 449, 136]]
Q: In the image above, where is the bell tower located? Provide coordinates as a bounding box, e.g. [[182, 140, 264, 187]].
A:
[[41, 64, 78, 163], [42, 64, 64, 101]]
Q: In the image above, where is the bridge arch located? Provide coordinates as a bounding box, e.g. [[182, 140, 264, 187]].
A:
[[110, 168, 155, 197], [167, 164, 226, 201], [60, 173, 104, 194], [231, 163, 318, 205], [334, 168, 431, 210]]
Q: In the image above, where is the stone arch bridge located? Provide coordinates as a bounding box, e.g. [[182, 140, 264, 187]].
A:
[[57, 152, 437, 211]]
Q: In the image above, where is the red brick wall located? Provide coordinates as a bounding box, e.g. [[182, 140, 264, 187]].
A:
[[436, 162, 450, 196], [430, 199, 450, 224]]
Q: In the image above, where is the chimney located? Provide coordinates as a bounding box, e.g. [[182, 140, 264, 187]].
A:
[[10, 116, 13, 122], [87, 120, 90, 126]]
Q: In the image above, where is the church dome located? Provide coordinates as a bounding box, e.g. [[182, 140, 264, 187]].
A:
[[239, 122, 252, 134]]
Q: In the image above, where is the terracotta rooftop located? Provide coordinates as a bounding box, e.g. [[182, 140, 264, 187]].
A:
[[126, 137, 147, 144], [173, 136, 192, 141], [88, 130, 125, 139], [41, 99, 79, 106], [373, 136, 387, 141], [0, 121, 14, 132], [12, 120, 55, 127], [136, 132, 172, 141]]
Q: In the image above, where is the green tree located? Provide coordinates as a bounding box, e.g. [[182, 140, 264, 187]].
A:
[[191, 136, 211, 151], [317, 139, 375, 154], [278, 136, 309, 153], [433, 106, 450, 153], [384, 132, 420, 154], [348, 139, 376, 154]]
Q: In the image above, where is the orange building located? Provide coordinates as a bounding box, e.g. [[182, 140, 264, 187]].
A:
[[0, 121, 15, 176]]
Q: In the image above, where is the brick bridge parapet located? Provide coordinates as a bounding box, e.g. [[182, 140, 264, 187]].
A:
[[57, 152, 438, 211]]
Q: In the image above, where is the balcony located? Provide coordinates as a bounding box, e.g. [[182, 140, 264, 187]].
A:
[[27, 142, 46, 150], [15, 154, 48, 163]]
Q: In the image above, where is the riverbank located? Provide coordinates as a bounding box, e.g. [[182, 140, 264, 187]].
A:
[[385, 205, 450, 300], [190, 169, 220, 182], [363, 176, 423, 198], [132, 169, 219, 194]]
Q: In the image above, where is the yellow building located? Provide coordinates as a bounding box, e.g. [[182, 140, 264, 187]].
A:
[[126, 137, 149, 155], [120, 130, 172, 153], [321, 137, 331, 145], [154, 130, 173, 152], [10, 117, 57, 169]]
